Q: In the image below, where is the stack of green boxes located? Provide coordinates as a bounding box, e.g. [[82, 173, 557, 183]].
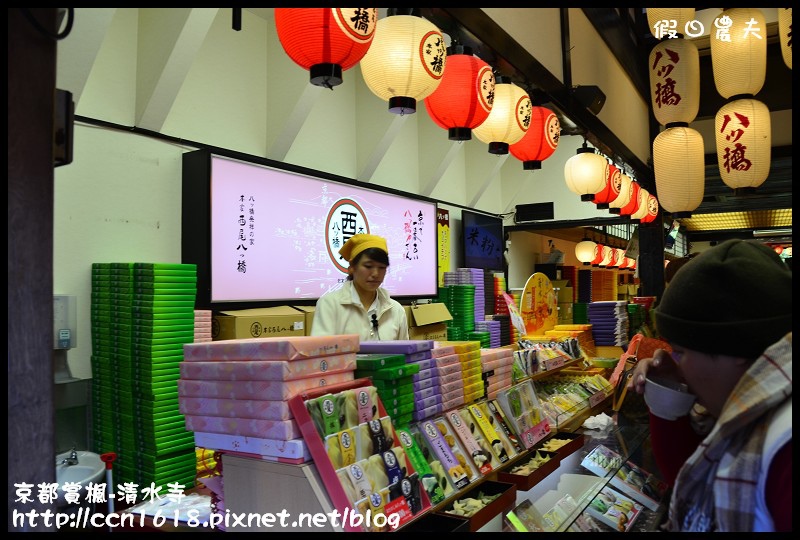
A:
[[91, 262, 197, 492], [354, 354, 419, 427]]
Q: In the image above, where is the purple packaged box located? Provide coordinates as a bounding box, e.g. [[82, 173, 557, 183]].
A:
[[412, 403, 443, 422], [406, 350, 433, 362], [414, 374, 440, 392], [358, 340, 433, 354], [414, 385, 439, 400], [414, 394, 442, 410], [413, 367, 437, 383], [408, 357, 437, 372]]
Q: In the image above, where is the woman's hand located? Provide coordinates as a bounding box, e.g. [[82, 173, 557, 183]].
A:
[[626, 348, 681, 395]]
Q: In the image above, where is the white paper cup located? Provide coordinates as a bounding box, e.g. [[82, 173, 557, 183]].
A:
[[644, 375, 696, 421]]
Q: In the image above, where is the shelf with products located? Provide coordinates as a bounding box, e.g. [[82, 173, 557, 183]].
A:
[[221, 350, 618, 532]]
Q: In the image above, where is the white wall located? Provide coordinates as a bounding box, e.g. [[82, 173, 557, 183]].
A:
[[54, 8, 650, 379]]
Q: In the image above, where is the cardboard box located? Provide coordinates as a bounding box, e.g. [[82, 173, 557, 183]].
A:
[[405, 303, 452, 341], [212, 307, 305, 340], [552, 280, 573, 303], [292, 305, 315, 336]]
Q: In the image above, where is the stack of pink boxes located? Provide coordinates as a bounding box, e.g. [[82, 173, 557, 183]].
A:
[[178, 334, 359, 463], [430, 343, 465, 412], [480, 347, 515, 399], [193, 309, 212, 343]]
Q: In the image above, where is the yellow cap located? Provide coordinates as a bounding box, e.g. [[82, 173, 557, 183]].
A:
[[339, 234, 388, 262]]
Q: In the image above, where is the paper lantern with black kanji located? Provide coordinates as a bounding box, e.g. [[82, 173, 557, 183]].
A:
[[631, 188, 652, 222], [648, 38, 700, 125], [779, 8, 792, 70], [360, 12, 446, 114], [592, 163, 622, 209], [509, 106, 560, 170], [710, 8, 767, 99], [473, 79, 531, 154], [424, 45, 494, 141], [653, 126, 704, 217], [608, 172, 633, 215], [715, 97, 771, 191], [274, 8, 377, 89], [640, 193, 660, 224], [620, 181, 642, 217]]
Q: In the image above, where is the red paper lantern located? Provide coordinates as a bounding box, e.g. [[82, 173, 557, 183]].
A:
[[591, 163, 622, 209], [509, 106, 560, 170], [424, 45, 494, 141], [620, 181, 642, 217], [591, 243, 605, 266], [274, 8, 377, 89], [640, 194, 660, 224]]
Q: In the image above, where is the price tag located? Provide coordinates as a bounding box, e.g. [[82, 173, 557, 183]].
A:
[[518, 420, 551, 449], [543, 355, 567, 371], [589, 390, 607, 408]]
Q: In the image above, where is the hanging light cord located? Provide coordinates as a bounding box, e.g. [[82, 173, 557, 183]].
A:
[[19, 8, 74, 41]]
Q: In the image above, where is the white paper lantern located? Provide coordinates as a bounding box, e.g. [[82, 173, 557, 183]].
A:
[[575, 240, 596, 266], [564, 144, 609, 201], [714, 98, 771, 190], [653, 126, 705, 217], [631, 188, 651, 222], [710, 8, 767, 99], [360, 14, 446, 114], [778, 8, 792, 70], [473, 79, 531, 155], [649, 38, 700, 125]]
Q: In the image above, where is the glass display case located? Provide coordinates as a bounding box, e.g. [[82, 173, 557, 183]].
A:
[[504, 423, 668, 532]]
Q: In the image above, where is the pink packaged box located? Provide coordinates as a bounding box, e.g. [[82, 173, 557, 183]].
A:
[[483, 363, 513, 377], [177, 371, 354, 401], [193, 431, 311, 460], [439, 370, 463, 384], [479, 348, 513, 362], [434, 353, 460, 366], [183, 334, 359, 362], [486, 379, 512, 396], [441, 388, 465, 403], [179, 397, 293, 421], [440, 379, 464, 395], [430, 345, 456, 358], [184, 415, 301, 440], [441, 395, 465, 412], [179, 352, 356, 381], [436, 362, 462, 377]]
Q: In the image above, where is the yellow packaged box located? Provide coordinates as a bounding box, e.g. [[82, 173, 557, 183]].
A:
[[292, 305, 316, 336], [212, 307, 305, 340], [405, 303, 452, 341]]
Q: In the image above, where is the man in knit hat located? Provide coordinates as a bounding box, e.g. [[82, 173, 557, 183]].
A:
[[627, 239, 792, 532], [311, 234, 409, 342]]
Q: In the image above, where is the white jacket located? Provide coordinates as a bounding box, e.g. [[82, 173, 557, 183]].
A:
[[311, 281, 409, 342]]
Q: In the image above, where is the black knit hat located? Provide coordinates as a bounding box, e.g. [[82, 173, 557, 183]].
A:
[[654, 239, 792, 359]]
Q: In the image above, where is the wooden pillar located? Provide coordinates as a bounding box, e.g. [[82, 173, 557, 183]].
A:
[[8, 7, 58, 531], [637, 215, 665, 299]]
